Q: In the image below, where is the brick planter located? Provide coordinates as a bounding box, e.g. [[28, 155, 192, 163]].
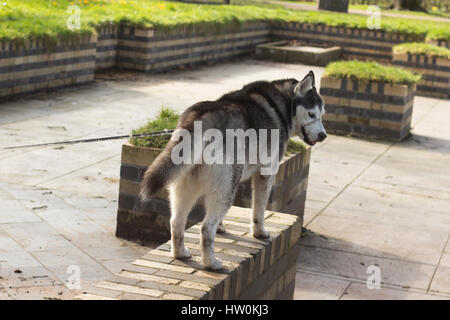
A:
[[393, 52, 449, 99], [426, 39, 449, 49], [116, 140, 310, 243], [116, 22, 271, 73], [78, 206, 302, 300], [0, 35, 96, 100], [272, 22, 425, 64], [95, 26, 119, 71], [320, 77, 416, 141], [256, 40, 342, 66]]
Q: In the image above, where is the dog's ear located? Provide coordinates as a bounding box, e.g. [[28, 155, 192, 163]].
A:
[[294, 71, 315, 96]]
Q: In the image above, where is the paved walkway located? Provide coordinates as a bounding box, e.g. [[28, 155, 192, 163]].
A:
[[0, 60, 449, 299]]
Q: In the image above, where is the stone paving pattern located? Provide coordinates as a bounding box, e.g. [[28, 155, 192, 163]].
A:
[[0, 59, 449, 299]]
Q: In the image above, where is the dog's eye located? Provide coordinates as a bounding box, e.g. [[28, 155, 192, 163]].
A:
[[308, 112, 316, 119]]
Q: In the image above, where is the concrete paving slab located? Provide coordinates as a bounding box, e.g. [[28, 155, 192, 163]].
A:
[[3, 284, 74, 300], [297, 246, 436, 290], [303, 215, 448, 265], [342, 282, 448, 300], [0, 266, 61, 289], [294, 272, 350, 300], [0, 237, 42, 269], [1, 222, 75, 252]]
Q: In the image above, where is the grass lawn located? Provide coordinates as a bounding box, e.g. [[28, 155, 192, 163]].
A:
[[324, 60, 421, 84], [394, 42, 450, 59], [275, 0, 450, 18], [0, 0, 449, 43], [130, 108, 306, 154]]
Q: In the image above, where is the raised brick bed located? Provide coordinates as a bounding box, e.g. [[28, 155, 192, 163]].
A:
[[0, 35, 96, 100], [0, 20, 437, 100], [273, 23, 424, 64], [116, 22, 271, 73], [255, 40, 342, 66], [116, 141, 310, 243], [393, 52, 449, 99], [426, 39, 450, 49], [95, 26, 119, 71], [78, 206, 302, 300], [320, 77, 416, 141]]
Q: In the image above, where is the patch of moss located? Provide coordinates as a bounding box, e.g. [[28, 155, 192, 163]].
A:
[[130, 108, 179, 149], [393, 42, 450, 59], [286, 139, 307, 155], [324, 60, 421, 85]]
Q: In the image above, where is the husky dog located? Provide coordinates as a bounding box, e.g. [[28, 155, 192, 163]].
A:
[[140, 71, 326, 270]]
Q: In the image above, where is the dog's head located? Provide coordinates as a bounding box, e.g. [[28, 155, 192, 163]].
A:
[[292, 71, 327, 146]]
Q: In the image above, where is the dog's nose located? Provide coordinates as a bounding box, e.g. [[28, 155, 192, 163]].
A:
[[317, 132, 327, 142]]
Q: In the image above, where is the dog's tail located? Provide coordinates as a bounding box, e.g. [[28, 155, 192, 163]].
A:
[[139, 139, 191, 200]]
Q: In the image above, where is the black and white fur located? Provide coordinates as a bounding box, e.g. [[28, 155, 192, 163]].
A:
[[140, 71, 326, 270]]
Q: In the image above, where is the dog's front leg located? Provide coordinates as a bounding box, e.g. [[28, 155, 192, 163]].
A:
[[251, 173, 274, 238]]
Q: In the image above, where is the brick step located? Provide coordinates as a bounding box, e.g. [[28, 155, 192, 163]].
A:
[[76, 206, 302, 300]]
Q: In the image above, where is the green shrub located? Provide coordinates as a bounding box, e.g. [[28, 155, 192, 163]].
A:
[[130, 108, 179, 149], [324, 60, 421, 84], [394, 42, 450, 59]]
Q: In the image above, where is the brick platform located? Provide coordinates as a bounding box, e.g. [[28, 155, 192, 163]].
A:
[[77, 207, 302, 300], [393, 52, 449, 99], [320, 76, 416, 141], [116, 142, 310, 243]]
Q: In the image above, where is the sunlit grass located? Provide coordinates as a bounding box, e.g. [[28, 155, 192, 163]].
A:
[[394, 42, 450, 59], [325, 60, 421, 84], [0, 0, 449, 43]]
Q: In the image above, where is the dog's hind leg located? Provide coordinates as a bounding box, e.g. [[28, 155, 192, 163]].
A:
[[251, 173, 274, 239], [201, 167, 242, 270], [169, 179, 199, 259]]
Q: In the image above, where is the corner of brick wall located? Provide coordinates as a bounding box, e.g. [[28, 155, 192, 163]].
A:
[[392, 51, 450, 99], [320, 76, 415, 141], [78, 206, 302, 300]]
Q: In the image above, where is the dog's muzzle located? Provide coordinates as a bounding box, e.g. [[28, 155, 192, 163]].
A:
[[301, 126, 316, 146]]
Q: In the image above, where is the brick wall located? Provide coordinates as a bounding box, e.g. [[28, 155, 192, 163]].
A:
[[77, 206, 302, 300], [116, 142, 310, 243], [95, 26, 119, 71], [0, 35, 96, 100], [393, 52, 449, 99], [320, 77, 416, 141], [273, 22, 425, 64], [115, 22, 272, 73], [426, 39, 450, 49], [0, 21, 439, 100]]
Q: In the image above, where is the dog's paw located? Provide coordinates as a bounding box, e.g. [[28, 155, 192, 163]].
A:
[[252, 227, 270, 239], [217, 222, 226, 234], [203, 258, 223, 271], [172, 247, 191, 259]]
